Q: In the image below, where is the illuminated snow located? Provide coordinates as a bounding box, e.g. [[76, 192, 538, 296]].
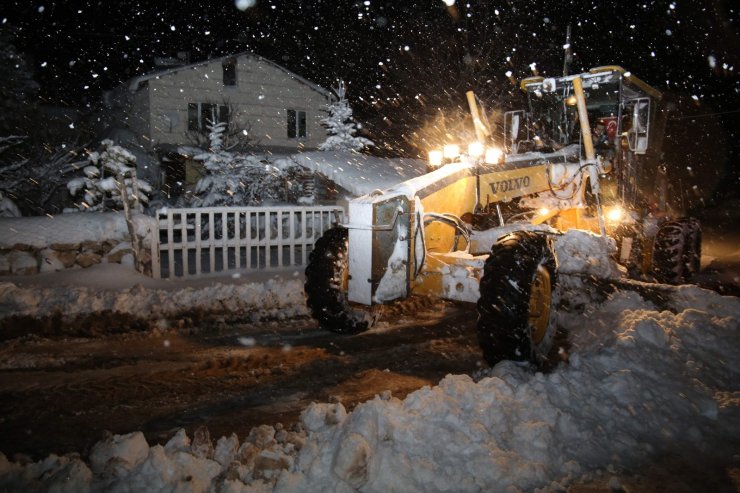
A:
[[0, 229, 737, 492], [1, 281, 736, 492]]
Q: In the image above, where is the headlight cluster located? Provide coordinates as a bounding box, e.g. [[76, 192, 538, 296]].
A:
[[605, 205, 625, 223], [428, 143, 504, 169]]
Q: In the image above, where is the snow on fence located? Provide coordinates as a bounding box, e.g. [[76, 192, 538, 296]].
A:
[[151, 206, 344, 279]]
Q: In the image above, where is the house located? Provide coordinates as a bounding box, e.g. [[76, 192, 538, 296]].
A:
[[105, 52, 335, 195]]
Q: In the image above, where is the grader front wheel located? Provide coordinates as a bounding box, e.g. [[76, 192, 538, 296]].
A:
[[528, 265, 553, 345], [304, 227, 376, 334], [477, 231, 559, 367]]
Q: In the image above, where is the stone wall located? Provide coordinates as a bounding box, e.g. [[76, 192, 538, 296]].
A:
[[0, 239, 153, 276], [0, 212, 155, 277]]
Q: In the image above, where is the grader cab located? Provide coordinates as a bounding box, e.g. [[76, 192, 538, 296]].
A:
[[305, 66, 701, 367]]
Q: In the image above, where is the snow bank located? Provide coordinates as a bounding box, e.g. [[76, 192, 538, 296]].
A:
[[280, 288, 738, 492], [1, 285, 737, 492], [0, 273, 308, 324], [0, 211, 153, 250]]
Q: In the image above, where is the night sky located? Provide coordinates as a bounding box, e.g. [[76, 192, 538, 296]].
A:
[[3, 0, 739, 192]]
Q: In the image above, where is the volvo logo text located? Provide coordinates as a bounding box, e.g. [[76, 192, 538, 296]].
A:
[[489, 176, 531, 194]]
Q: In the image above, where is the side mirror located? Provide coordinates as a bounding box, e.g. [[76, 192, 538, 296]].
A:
[[504, 110, 526, 153], [627, 98, 650, 154], [510, 114, 520, 140]]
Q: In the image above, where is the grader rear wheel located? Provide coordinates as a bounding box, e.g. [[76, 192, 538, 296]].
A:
[[652, 218, 702, 285], [678, 217, 702, 282], [477, 231, 559, 367], [304, 227, 376, 334]]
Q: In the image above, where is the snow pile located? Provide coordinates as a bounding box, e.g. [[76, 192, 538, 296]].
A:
[[0, 212, 153, 250], [0, 274, 308, 323], [280, 288, 738, 492], [469, 219, 621, 281], [277, 151, 426, 198], [553, 228, 621, 279], [1, 285, 737, 492], [0, 424, 306, 493]]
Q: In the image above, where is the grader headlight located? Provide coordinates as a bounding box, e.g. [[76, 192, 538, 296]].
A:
[[606, 205, 625, 223], [484, 146, 503, 165], [467, 142, 484, 158], [428, 149, 444, 168], [443, 144, 461, 160]]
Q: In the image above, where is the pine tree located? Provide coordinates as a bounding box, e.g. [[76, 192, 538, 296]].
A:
[[191, 120, 285, 206], [318, 81, 374, 152]]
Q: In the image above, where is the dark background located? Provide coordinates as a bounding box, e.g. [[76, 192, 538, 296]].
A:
[[3, 0, 739, 204]]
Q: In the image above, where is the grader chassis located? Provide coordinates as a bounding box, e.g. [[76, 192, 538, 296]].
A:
[[305, 66, 701, 367]]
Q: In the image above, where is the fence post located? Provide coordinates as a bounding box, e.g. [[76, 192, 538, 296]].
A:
[[151, 210, 162, 279]]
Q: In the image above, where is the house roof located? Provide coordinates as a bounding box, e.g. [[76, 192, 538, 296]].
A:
[[126, 51, 334, 99]]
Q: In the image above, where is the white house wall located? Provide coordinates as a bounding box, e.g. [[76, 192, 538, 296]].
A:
[[146, 55, 331, 151], [133, 89, 151, 147], [109, 85, 151, 148]]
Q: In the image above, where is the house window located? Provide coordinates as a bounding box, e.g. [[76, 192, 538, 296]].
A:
[[223, 58, 237, 86], [287, 109, 307, 139], [188, 103, 229, 132]]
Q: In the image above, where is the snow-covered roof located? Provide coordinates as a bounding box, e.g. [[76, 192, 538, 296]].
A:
[[126, 51, 333, 99], [280, 151, 428, 198]]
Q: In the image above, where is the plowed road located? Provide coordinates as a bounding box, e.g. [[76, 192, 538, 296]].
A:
[[0, 299, 483, 459]]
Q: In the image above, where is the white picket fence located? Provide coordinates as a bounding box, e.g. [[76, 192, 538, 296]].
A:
[[151, 205, 344, 279]]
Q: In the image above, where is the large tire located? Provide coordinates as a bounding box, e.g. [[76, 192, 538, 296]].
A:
[[652, 218, 701, 284], [305, 227, 375, 334], [477, 231, 559, 367], [679, 217, 702, 282]]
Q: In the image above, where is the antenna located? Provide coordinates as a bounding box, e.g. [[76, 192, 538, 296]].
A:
[[562, 24, 572, 76]]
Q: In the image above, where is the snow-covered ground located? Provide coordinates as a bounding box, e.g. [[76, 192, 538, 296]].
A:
[[0, 212, 153, 251], [0, 263, 308, 323], [0, 232, 738, 492]]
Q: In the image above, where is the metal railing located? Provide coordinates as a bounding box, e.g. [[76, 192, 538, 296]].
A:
[[151, 205, 344, 278]]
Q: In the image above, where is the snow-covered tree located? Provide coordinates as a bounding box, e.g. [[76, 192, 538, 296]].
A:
[[319, 81, 374, 152], [67, 140, 152, 212], [1, 133, 94, 216], [190, 121, 285, 207], [0, 25, 102, 216]]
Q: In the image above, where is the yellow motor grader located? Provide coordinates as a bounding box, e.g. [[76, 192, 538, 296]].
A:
[[305, 66, 701, 366]]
